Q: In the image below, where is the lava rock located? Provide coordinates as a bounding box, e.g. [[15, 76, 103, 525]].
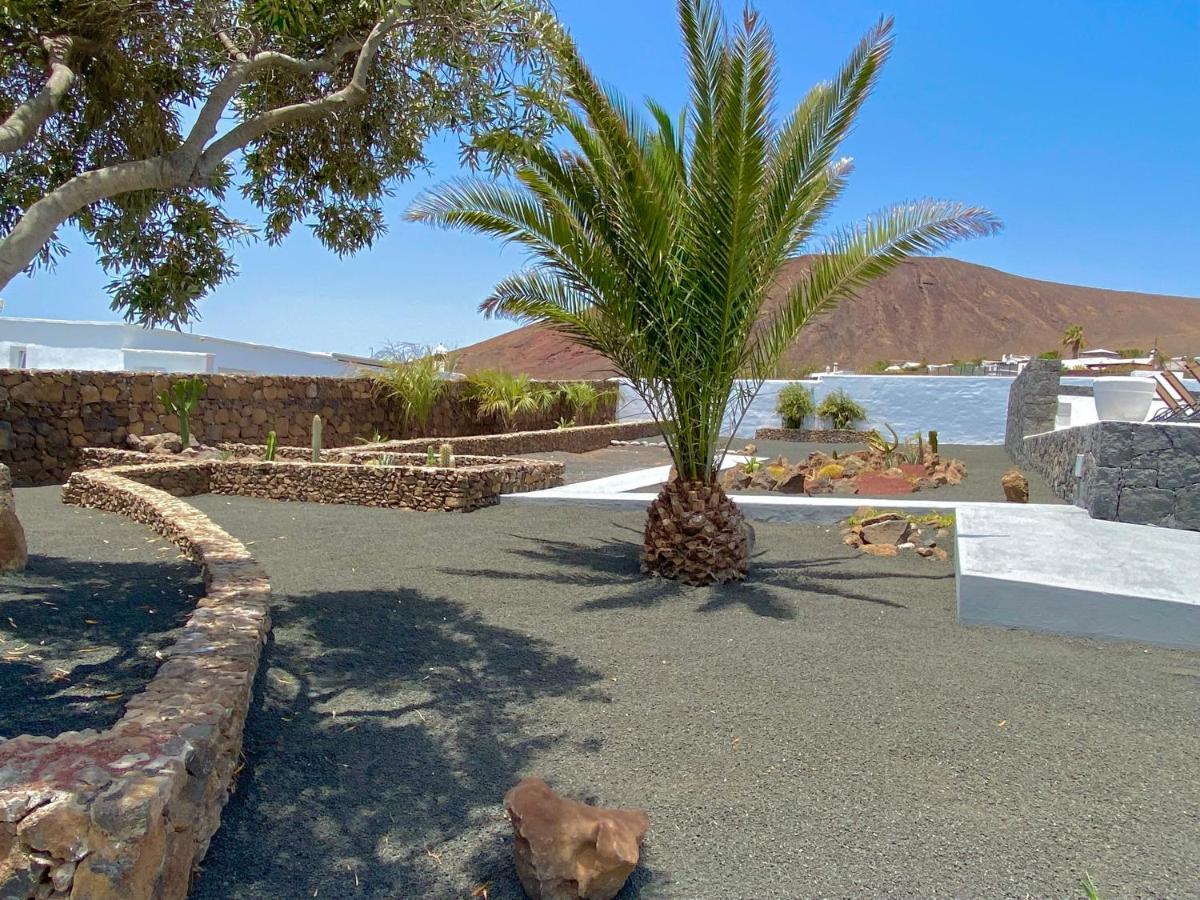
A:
[[504, 778, 649, 900]]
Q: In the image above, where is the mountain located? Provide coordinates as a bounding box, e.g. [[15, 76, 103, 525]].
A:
[[452, 257, 1200, 378]]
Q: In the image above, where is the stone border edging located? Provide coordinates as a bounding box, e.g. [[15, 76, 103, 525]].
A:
[[0, 470, 271, 899]]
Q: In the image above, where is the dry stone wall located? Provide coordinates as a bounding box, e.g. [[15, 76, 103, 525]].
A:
[[1004, 358, 1061, 464], [0, 370, 616, 485], [1023, 421, 1200, 530], [0, 471, 271, 900]]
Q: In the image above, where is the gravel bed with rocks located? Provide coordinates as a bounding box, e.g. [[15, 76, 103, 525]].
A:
[[185, 496, 1196, 899], [0, 486, 202, 737]]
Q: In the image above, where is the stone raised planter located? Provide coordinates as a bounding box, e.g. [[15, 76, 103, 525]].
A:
[[754, 426, 872, 444], [0, 471, 271, 899], [78, 451, 564, 511]]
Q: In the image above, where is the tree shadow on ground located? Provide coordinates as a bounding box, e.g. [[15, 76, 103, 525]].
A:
[[192, 587, 658, 899], [0, 554, 200, 737], [439, 527, 953, 621]]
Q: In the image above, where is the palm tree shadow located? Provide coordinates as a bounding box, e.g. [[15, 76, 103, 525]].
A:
[[441, 525, 950, 620], [192, 587, 665, 899]]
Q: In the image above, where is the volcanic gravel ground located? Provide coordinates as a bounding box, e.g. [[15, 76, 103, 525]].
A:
[[186, 496, 1197, 898], [0, 486, 201, 737]]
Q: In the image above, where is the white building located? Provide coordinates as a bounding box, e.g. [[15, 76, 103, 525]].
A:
[[0, 317, 385, 377]]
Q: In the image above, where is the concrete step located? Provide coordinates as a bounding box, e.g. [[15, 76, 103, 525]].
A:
[[956, 503, 1200, 649]]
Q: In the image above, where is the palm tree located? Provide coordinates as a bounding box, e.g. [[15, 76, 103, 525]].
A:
[[408, 0, 999, 584], [1061, 324, 1085, 359]]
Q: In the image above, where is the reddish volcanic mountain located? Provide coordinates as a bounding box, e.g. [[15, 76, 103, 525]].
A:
[[453, 257, 1200, 378]]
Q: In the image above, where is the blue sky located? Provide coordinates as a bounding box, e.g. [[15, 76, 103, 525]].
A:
[[2, 0, 1197, 355]]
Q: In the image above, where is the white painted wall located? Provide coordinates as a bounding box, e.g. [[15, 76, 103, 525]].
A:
[[0, 317, 380, 376], [617, 374, 1103, 445]]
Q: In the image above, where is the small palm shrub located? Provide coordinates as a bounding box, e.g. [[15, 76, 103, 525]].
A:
[[558, 381, 617, 420], [370, 352, 448, 431], [817, 390, 866, 430], [777, 384, 815, 429], [467, 370, 554, 430]]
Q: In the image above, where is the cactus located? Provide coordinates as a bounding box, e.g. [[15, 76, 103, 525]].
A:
[[865, 423, 899, 456], [917, 431, 925, 462], [311, 414, 322, 463], [929, 430, 939, 455], [816, 462, 845, 480], [158, 376, 205, 448], [265, 430, 277, 462], [425, 445, 437, 466], [438, 442, 455, 468]]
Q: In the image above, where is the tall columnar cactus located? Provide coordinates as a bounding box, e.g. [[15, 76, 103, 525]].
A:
[[929, 430, 939, 456], [438, 442, 455, 468], [265, 431, 277, 462], [159, 376, 205, 448], [311, 414, 323, 463], [425, 445, 437, 466]]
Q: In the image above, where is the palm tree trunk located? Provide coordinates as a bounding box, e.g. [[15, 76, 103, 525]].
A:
[[641, 479, 751, 585]]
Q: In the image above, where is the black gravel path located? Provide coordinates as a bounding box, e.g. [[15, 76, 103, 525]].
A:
[[187, 496, 1197, 899], [0, 487, 201, 737]]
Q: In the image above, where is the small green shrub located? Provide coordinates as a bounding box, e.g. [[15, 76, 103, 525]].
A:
[[467, 370, 554, 430], [776, 383, 815, 429], [264, 431, 277, 461], [556, 417, 575, 430], [817, 390, 866, 430], [743, 456, 764, 474], [370, 352, 449, 430], [356, 429, 388, 445], [158, 376, 205, 447], [558, 381, 615, 418]]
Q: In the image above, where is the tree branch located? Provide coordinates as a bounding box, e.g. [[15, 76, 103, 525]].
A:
[[0, 37, 77, 156], [0, 10, 404, 290], [197, 14, 401, 175], [216, 30, 250, 62]]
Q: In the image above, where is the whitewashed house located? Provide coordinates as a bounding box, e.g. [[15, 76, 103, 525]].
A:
[[0, 317, 384, 376]]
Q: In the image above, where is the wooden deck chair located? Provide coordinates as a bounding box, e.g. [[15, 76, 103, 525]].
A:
[[1151, 370, 1200, 421], [1184, 359, 1200, 385]]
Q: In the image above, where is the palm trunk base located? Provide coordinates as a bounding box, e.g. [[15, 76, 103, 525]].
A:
[[640, 479, 750, 585]]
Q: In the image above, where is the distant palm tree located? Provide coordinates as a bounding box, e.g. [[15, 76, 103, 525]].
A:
[[1062, 324, 1085, 358], [408, 0, 999, 584]]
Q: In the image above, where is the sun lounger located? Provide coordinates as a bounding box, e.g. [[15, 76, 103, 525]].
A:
[[1151, 370, 1200, 422]]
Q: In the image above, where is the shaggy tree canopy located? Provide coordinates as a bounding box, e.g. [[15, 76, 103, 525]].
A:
[[0, 0, 557, 325]]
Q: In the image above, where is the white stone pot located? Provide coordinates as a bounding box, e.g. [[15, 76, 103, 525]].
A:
[[1092, 376, 1157, 422]]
